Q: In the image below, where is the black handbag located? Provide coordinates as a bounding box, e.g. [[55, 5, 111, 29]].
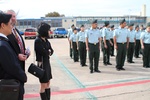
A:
[[0, 79, 20, 100], [28, 63, 45, 79]]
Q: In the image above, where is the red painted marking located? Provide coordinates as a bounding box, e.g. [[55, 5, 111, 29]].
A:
[[24, 79, 150, 98]]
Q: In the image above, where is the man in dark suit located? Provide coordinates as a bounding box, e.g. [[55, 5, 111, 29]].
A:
[[0, 12, 27, 100], [6, 10, 30, 100], [6, 10, 30, 71]]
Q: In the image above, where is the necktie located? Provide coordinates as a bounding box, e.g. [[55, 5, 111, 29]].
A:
[[13, 29, 25, 54]]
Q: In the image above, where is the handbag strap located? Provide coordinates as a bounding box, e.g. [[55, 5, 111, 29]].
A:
[[37, 56, 43, 69]]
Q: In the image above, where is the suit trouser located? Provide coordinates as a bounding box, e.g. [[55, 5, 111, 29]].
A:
[[116, 43, 127, 69], [79, 42, 87, 65], [72, 42, 79, 61], [103, 40, 111, 64], [69, 43, 73, 58], [18, 83, 24, 100], [134, 40, 141, 57], [127, 43, 135, 62], [143, 44, 150, 67], [88, 43, 100, 71], [110, 39, 114, 56]]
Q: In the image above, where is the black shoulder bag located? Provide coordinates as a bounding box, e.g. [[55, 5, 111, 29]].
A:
[[28, 57, 45, 79]]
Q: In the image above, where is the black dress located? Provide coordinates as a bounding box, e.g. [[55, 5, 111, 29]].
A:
[[34, 37, 54, 83]]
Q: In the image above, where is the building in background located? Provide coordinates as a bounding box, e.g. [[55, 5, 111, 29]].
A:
[[16, 4, 148, 31]]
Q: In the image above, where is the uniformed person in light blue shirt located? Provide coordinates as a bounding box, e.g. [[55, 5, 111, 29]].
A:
[[67, 24, 75, 59], [134, 25, 141, 58], [70, 27, 79, 62], [127, 23, 136, 63], [110, 25, 115, 56], [113, 19, 129, 71], [140, 25, 145, 32], [85, 20, 101, 73], [77, 25, 87, 66], [102, 21, 113, 66], [140, 22, 150, 68]]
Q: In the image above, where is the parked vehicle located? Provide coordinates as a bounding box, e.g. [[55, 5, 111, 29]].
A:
[[53, 28, 67, 38], [24, 28, 37, 39], [19, 31, 24, 35], [49, 30, 54, 38]]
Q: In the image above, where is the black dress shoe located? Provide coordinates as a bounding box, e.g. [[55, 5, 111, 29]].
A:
[[116, 68, 121, 71], [107, 62, 112, 65], [120, 68, 125, 70], [127, 61, 131, 63], [103, 63, 107, 66], [90, 70, 93, 73], [130, 61, 135, 63], [83, 64, 87, 66], [95, 70, 101, 73], [143, 66, 150, 68]]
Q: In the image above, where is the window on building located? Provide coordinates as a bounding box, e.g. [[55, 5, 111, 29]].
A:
[[65, 20, 67, 22], [19, 21, 23, 26], [28, 21, 31, 25], [72, 20, 74, 22]]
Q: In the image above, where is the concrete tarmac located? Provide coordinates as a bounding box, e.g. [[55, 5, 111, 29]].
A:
[[24, 38, 150, 100]]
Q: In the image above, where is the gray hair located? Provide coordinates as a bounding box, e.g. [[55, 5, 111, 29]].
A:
[[5, 9, 16, 14]]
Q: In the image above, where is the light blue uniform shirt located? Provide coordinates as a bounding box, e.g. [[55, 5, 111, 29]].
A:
[[113, 26, 129, 43], [140, 30, 150, 44], [85, 27, 101, 44], [67, 28, 73, 38], [77, 31, 86, 42], [102, 27, 110, 40], [100, 29, 103, 37], [70, 33, 77, 42], [109, 30, 114, 39], [135, 30, 141, 40], [128, 29, 136, 43]]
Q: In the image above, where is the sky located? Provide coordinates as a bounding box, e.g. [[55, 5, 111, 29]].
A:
[[0, 0, 150, 19]]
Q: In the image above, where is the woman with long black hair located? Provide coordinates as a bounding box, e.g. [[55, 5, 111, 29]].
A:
[[34, 22, 54, 100]]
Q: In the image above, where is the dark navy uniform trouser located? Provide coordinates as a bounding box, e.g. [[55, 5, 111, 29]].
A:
[[88, 43, 100, 71], [143, 43, 150, 67], [116, 43, 127, 69]]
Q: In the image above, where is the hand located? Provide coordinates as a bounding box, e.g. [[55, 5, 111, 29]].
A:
[[114, 45, 118, 49], [104, 44, 107, 49], [18, 54, 27, 61], [86, 47, 89, 51], [141, 45, 144, 49], [25, 49, 31, 58], [49, 50, 54, 56], [126, 45, 129, 49], [110, 42, 113, 46]]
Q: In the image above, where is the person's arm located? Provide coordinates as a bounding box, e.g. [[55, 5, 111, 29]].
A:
[[113, 30, 117, 49], [85, 31, 89, 51], [0, 45, 27, 83], [140, 32, 145, 49], [102, 29, 107, 49], [127, 37, 129, 49], [48, 41, 54, 56]]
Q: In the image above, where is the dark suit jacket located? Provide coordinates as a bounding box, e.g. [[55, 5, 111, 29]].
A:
[[7, 28, 26, 71], [0, 36, 27, 83], [34, 36, 54, 62]]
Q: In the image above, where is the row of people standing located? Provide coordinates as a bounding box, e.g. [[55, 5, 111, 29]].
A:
[[67, 19, 150, 73]]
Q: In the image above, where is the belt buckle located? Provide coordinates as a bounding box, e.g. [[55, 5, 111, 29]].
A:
[[94, 43, 96, 45]]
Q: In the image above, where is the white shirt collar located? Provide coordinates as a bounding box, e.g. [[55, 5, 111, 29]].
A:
[[0, 33, 8, 39]]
